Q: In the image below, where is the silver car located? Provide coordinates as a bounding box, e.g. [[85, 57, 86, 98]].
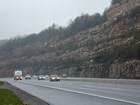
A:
[[25, 74, 31, 80], [38, 75, 45, 80]]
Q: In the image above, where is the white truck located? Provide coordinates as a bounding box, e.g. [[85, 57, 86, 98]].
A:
[[14, 70, 22, 80]]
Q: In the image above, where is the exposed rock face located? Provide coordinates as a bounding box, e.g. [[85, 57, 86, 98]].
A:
[[0, 0, 140, 79], [107, 0, 140, 22]]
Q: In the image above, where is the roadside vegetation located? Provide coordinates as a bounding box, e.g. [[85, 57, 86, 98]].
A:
[[0, 7, 108, 53], [0, 81, 24, 105], [0, 81, 4, 85], [94, 30, 140, 63], [111, 0, 120, 4], [0, 3, 139, 75]]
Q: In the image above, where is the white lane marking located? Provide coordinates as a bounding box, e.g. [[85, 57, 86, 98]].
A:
[[84, 85, 92, 87], [47, 83, 140, 97], [42, 82, 125, 95], [112, 88, 125, 90], [84, 85, 125, 90], [19, 81, 140, 105], [53, 83, 140, 94], [84, 85, 140, 93]]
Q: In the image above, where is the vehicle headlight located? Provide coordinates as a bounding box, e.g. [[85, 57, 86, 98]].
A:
[[20, 77, 22, 78], [52, 78, 55, 79], [58, 77, 60, 79]]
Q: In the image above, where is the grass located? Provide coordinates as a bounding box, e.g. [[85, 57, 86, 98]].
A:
[[0, 81, 4, 85], [0, 81, 24, 105]]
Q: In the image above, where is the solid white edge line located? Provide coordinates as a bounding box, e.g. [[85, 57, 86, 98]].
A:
[[19, 81, 140, 105]]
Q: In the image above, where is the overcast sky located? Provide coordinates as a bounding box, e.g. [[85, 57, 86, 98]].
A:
[[0, 0, 111, 40]]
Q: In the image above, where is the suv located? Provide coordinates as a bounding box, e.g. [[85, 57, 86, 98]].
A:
[[25, 74, 31, 80]]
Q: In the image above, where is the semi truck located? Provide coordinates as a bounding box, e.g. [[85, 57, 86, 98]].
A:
[[14, 70, 22, 80]]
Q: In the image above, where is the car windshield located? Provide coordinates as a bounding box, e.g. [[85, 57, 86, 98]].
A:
[[51, 75, 58, 77], [26, 74, 30, 76], [39, 75, 44, 77]]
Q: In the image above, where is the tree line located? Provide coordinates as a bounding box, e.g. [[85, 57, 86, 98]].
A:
[[0, 8, 108, 53]]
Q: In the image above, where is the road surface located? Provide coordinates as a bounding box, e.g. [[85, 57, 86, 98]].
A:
[[1, 78, 140, 105]]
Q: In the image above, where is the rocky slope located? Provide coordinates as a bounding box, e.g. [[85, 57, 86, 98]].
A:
[[0, 0, 140, 79]]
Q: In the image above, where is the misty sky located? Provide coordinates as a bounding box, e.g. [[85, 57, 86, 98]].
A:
[[0, 0, 111, 40]]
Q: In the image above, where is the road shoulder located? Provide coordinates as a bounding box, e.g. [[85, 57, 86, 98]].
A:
[[0, 81, 49, 105]]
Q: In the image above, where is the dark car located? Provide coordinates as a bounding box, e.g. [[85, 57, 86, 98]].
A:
[[38, 75, 45, 80], [25, 74, 31, 80], [50, 75, 60, 82]]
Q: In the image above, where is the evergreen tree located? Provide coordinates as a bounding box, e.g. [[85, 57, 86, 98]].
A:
[[111, 0, 120, 4]]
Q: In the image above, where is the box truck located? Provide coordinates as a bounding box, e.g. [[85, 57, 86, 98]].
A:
[[14, 70, 22, 80]]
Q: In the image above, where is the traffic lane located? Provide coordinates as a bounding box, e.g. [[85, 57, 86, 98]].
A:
[[61, 77, 140, 85], [23, 80, 140, 102], [1, 80, 140, 104], [59, 80, 140, 92], [4, 78, 140, 100], [47, 80, 140, 92], [31, 78, 140, 92], [49, 81, 140, 98], [28, 78, 140, 94], [20, 80, 140, 104], [5, 80, 136, 105]]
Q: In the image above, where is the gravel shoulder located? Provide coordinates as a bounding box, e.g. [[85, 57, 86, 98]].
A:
[[0, 81, 49, 105]]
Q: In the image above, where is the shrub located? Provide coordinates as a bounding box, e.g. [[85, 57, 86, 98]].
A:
[[111, 0, 120, 4], [129, 6, 140, 18]]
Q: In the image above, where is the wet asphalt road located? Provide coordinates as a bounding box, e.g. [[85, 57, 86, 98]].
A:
[[1, 78, 140, 105]]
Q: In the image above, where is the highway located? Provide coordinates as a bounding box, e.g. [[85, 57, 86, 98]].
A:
[[1, 78, 140, 105]]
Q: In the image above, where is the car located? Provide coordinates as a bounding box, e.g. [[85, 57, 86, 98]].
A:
[[45, 75, 49, 79], [38, 75, 45, 80], [50, 75, 60, 82], [25, 74, 31, 80], [32, 75, 38, 79], [62, 74, 67, 78]]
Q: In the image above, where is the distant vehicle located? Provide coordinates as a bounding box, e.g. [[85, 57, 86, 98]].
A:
[[45, 75, 49, 79], [14, 70, 22, 80], [62, 74, 67, 78], [50, 75, 60, 82], [32, 75, 38, 79], [25, 74, 31, 80], [38, 75, 45, 80]]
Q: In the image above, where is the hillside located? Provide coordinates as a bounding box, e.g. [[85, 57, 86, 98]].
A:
[[0, 0, 140, 79]]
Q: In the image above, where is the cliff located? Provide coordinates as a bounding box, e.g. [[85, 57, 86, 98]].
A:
[[0, 0, 140, 79], [107, 0, 140, 22]]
